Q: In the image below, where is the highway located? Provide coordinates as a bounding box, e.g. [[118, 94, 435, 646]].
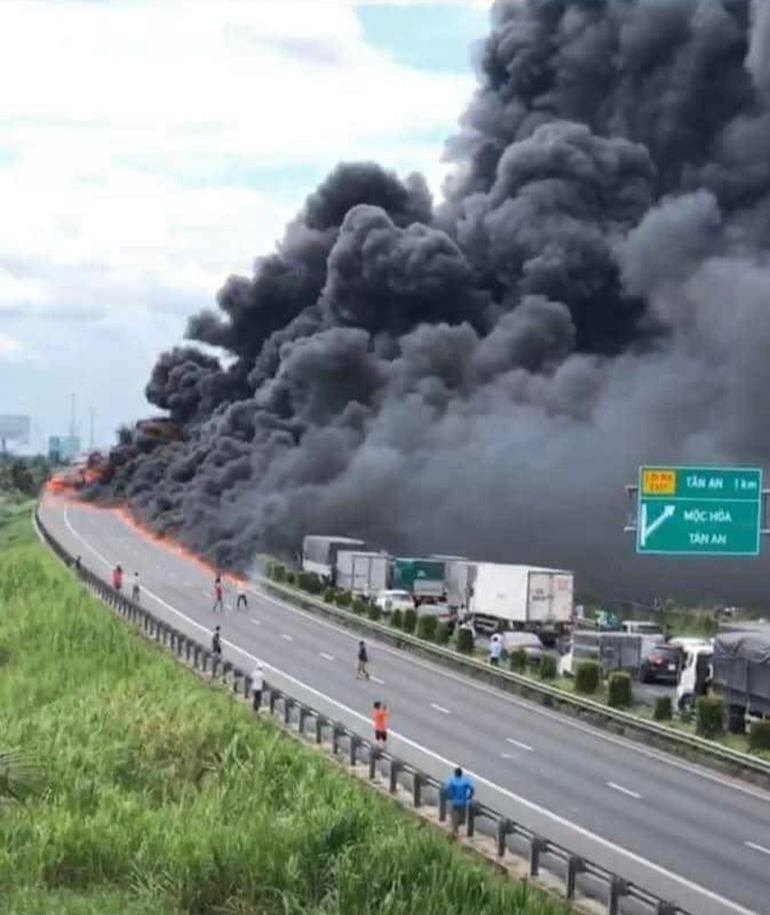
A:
[[39, 495, 770, 915]]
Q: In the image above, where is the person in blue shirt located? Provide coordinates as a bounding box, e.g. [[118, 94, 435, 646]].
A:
[[443, 767, 474, 839]]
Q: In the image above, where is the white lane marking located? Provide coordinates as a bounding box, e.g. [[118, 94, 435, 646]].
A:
[[745, 841, 770, 857], [247, 578, 770, 806], [249, 618, 261, 626], [501, 753, 518, 760], [320, 652, 335, 662], [507, 738, 534, 752], [430, 703, 451, 715], [54, 505, 763, 915], [608, 782, 642, 800], [281, 633, 294, 642], [370, 675, 385, 685]]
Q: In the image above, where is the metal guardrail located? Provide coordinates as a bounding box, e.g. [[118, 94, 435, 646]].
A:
[[255, 573, 770, 784], [35, 505, 689, 915]]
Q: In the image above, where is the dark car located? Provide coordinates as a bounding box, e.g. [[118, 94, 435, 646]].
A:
[[640, 644, 682, 684]]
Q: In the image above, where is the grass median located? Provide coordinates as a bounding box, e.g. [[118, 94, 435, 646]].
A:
[[0, 511, 567, 915]]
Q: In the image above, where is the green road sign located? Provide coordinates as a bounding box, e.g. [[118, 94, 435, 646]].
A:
[[636, 466, 763, 556]]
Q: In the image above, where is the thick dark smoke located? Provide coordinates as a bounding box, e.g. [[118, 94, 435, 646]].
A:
[[98, 0, 770, 606]]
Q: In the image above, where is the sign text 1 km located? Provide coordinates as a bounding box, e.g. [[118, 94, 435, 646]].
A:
[[636, 466, 762, 556]]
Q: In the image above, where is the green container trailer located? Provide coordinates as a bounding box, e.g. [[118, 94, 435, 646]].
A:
[[392, 557, 445, 599]]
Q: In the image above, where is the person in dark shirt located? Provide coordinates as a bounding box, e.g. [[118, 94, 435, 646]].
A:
[[356, 641, 370, 680]]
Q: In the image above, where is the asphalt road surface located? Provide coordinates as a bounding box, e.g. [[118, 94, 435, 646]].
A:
[[39, 496, 770, 915]]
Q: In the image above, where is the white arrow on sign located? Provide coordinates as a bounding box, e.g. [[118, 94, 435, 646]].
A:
[[640, 503, 676, 547]]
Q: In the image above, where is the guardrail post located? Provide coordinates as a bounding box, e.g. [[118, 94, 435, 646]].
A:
[[369, 747, 380, 780], [608, 877, 628, 915], [283, 696, 294, 725], [656, 903, 676, 915], [566, 856, 585, 900], [496, 818, 512, 857], [222, 661, 232, 682], [349, 735, 360, 766], [185, 639, 193, 662], [231, 668, 241, 692], [269, 689, 280, 715], [467, 800, 479, 838], [439, 788, 447, 822], [244, 675, 253, 700], [297, 704, 309, 733], [315, 715, 325, 744], [332, 724, 344, 755], [389, 759, 403, 794], [412, 772, 423, 808], [193, 645, 201, 668], [202, 651, 210, 672], [530, 836, 546, 877]]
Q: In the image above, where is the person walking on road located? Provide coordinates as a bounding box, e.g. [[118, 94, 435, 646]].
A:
[[112, 564, 123, 592], [443, 767, 474, 840], [489, 634, 503, 667], [373, 701, 388, 747], [236, 582, 248, 611], [356, 640, 370, 680], [251, 661, 264, 711], [212, 576, 224, 614], [131, 571, 141, 604]]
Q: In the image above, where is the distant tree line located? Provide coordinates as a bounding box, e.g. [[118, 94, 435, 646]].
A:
[[0, 455, 52, 497]]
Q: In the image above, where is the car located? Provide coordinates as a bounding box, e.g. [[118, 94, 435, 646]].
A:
[[374, 589, 414, 614], [491, 630, 543, 662], [639, 643, 682, 684]]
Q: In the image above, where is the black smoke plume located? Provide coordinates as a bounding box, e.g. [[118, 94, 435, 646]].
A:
[[97, 0, 770, 606]]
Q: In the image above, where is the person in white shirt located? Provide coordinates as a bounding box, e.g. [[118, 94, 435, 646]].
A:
[[251, 661, 264, 710], [489, 634, 503, 667], [236, 583, 248, 611], [131, 572, 141, 604]]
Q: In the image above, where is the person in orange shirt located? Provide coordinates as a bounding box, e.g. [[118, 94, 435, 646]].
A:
[[372, 701, 388, 747]]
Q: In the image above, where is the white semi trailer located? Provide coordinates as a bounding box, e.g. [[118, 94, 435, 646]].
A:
[[446, 561, 574, 645], [336, 550, 390, 596]]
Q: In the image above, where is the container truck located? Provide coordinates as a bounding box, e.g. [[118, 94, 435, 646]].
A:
[[391, 557, 445, 601], [445, 561, 574, 645], [712, 626, 770, 732], [302, 535, 367, 583], [336, 551, 390, 596]]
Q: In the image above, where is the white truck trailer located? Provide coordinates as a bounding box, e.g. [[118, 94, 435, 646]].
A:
[[446, 561, 574, 645], [336, 551, 390, 596]]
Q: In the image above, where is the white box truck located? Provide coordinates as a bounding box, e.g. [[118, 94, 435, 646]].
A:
[[447, 562, 574, 645], [336, 551, 390, 596]]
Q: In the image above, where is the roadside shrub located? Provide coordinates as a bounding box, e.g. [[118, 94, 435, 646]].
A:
[[297, 571, 323, 594], [696, 695, 724, 739], [607, 671, 632, 708], [575, 661, 600, 695], [456, 627, 474, 655], [351, 598, 368, 616], [435, 622, 451, 645], [367, 602, 382, 622], [270, 562, 286, 583], [749, 720, 770, 751], [539, 654, 558, 680], [509, 647, 527, 674], [285, 571, 296, 586], [416, 614, 438, 642], [322, 587, 336, 604], [390, 608, 404, 629], [334, 590, 352, 609], [653, 696, 673, 721], [402, 608, 418, 634]]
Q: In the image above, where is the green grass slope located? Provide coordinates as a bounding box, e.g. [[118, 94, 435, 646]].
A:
[[0, 514, 566, 915]]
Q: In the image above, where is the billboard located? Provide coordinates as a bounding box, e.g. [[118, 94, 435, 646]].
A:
[[0, 415, 30, 443]]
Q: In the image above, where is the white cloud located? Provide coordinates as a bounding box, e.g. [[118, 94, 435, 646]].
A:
[[0, 0, 480, 443]]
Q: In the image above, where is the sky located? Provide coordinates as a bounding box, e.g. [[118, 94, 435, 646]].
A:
[[0, 0, 490, 453]]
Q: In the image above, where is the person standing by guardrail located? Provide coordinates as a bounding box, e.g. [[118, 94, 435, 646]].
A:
[[443, 767, 474, 840], [112, 564, 123, 592], [251, 661, 264, 710], [489, 634, 503, 667], [212, 625, 222, 661], [236, 582, 248, 611], [373, 701, 388, 747], [131, 572, 141, 604]]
